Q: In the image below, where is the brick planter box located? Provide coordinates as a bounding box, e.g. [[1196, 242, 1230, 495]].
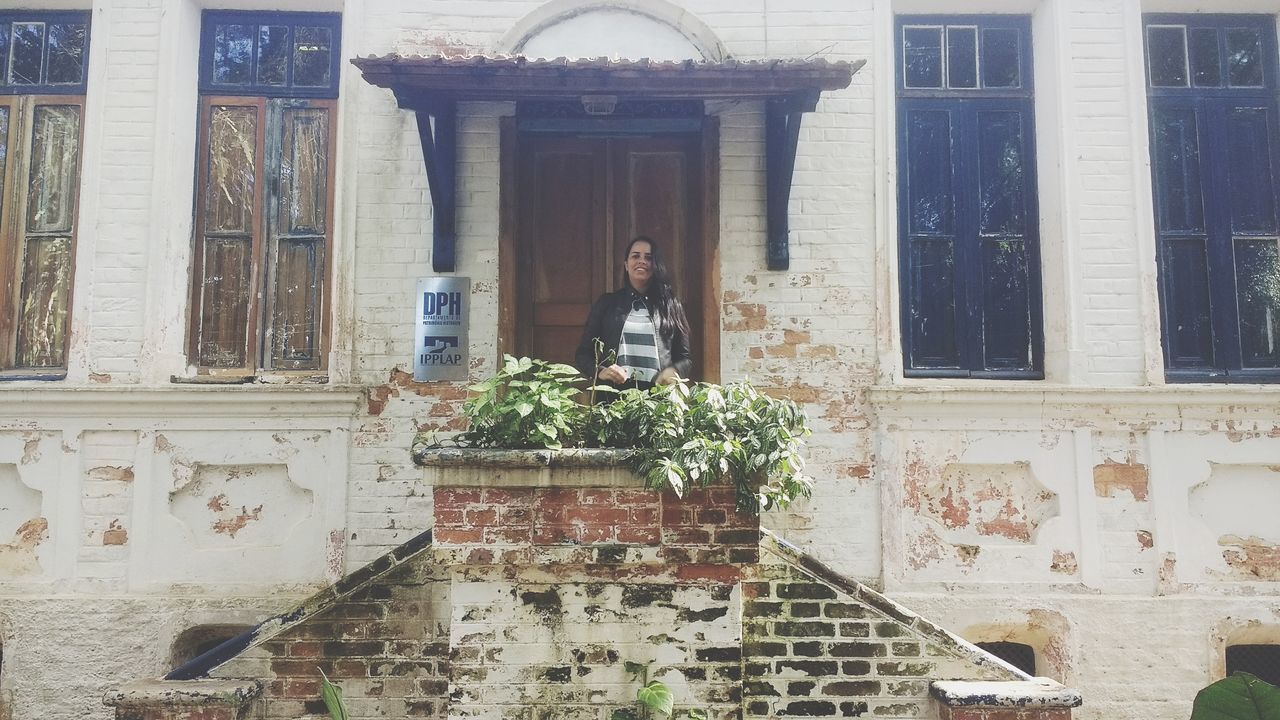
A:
[[418, 447, 760, 720]]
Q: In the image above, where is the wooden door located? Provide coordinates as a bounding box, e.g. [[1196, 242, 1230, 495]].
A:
[[515, 133, 707, 378]]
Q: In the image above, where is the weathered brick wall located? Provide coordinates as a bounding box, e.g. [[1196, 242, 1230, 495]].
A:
[[212, 560, 451, 720], [431, 468, 757, 720], [743, 546, 1018, 719]]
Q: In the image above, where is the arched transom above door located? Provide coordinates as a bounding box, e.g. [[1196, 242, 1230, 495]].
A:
[[498, 0, 728, 61]]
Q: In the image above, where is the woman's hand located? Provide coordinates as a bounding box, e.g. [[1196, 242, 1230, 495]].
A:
[[596, 364, 630, 384], [655, 367, 682, 386]]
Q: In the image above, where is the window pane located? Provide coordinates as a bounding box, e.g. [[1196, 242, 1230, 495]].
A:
[[1227, 28, 1264, 87], [1190, 28, 1220, 87], [1147, 26, 1188, 87], [0, 106, 10, 201], [270, 238, 323, 369], [1226, 645, 1280, 687], [1235, 238, 1280, 368], [15, 236, 71, 368], [204, 106, 257, 233], [909, 239, 960, 367], [977, 111, 1026, 236], [9, 23, 45, 85], [947, 27, 977, 89], [1162, 237, 1214, 367], [1225, 108, 1277, 234], [278, 107, 328, 235], [981, 239, 1032, 369], [903, 27, 943, 88], [905, 109, 954, 235], [293, 26, 332, 87], [0, 23, 11, 85], [257, 25, 289, 86], [26, 106, 81, 234], [981, 28, 1021, 88], [46, 24, 86, 84], [197, 237, 253, 368], [213, 24, 254, 85], [1151, 107, 1205, 233]]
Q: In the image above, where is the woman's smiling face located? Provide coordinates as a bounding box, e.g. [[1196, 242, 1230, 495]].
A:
[[625, 240, 654, 291]]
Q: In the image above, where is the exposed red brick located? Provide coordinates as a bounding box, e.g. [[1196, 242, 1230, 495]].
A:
[[435, 488, 483, 508], [499, 507, 533, 525], [289, 641, 322, 658], [580, 525, 617, 543], [433, 528, 484, 544], [580, 489, 615, 505], [629, 507, 659, 524], [565, 507, 629, 525], [482, 488, 525, 504], [283, 678, 320, 698], [614, 490, 654, 505], [536, 488, 581, 508], [616, 526, 662, 544], [664, 527, 712, 544], [464, 508, 498, 526], [532, 525, 580, 544], [676, 564, 741, 583], [434, 508, 464, 526], [485, 526, 532, 544]]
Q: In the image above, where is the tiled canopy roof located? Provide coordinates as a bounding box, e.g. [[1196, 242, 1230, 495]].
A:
[[351, 54, 860, 102]]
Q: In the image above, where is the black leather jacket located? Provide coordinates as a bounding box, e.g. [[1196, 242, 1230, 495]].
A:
[[574, 287, 692, 386]]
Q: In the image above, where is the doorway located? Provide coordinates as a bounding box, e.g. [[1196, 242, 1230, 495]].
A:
[[500, 122, 720, 382]]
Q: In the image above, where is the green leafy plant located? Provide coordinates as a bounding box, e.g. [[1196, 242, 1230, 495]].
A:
[[453, 355, 590, 450], [589, 380, 812, 514], [438, 355, 813, 514], [1190, 672, 1280, 720], [610, 661, 707, 720], [318, 668, 348, 720]]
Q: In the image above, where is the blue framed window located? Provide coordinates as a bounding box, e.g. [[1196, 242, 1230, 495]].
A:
[[1145, 15, 1280, 383], [198, 11, 340, 99], [0, 12, 90, 95], [188, 11, 340, 374], [896, 16, 1043, 378]]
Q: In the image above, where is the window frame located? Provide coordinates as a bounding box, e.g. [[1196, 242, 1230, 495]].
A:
[[197, 10, 341, 100], [188, 10, 340, 377], [0, 11, 91, 96], [0, 94, 87, 378], [895, 14, 1045, 379], [1143, 13, 1280, 383]]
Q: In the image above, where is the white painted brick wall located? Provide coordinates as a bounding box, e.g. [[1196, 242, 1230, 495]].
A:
[[0, 1, 1275, 718]]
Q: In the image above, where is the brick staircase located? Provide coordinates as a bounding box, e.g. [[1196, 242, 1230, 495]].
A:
[[105, 450, 1080, 720]]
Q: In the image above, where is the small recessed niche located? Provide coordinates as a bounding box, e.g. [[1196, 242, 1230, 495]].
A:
[[170, 624, 251, 667]]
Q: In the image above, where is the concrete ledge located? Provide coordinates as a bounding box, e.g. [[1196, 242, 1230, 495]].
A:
[[417, 447, 640, 487], [103, 678, 263, 707], [931, 679, 1083, 708]]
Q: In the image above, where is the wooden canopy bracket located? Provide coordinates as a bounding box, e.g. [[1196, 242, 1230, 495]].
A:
[[766, 89, 820, 271], [413, 101, 458, 273]]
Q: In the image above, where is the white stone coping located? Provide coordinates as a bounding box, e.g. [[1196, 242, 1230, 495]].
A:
[[0, 385, 363, 419], [103, 678, 263, 707], [417, 448, 643, 488], [930, 679, 1083, 708], [869, 383, 1280, 410]]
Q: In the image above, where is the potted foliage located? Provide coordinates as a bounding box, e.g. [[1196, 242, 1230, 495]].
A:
[[423, 355, 813, 514]]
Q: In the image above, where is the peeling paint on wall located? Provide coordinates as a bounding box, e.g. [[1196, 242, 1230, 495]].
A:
[[103, 520, 128, 546], [1220, 535, 1280, 581], [0, 517, 48, 575], [1093, 460, 1148, 500]]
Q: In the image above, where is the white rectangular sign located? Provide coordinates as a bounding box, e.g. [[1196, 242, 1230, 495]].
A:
[[414, 277, 470, 382]]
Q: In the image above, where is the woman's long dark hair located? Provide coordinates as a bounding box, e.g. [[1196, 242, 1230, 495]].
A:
[[624, 235, 690, 342]]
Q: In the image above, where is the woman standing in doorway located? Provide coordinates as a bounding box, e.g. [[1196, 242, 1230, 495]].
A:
[[575, 236, 692, 394]]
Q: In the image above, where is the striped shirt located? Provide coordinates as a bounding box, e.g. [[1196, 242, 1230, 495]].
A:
[[616, 297, 661, 383]]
